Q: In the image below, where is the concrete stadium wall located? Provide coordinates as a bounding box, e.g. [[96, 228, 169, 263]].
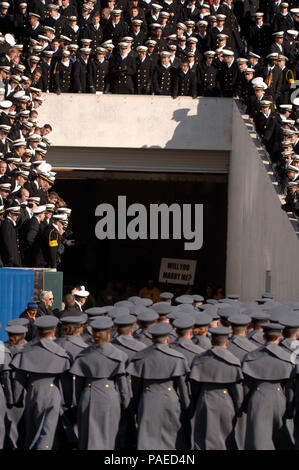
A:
[[226, 102, 299, 301], [38, 94, 232, 150]]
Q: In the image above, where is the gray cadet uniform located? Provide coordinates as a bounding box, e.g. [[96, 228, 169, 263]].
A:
[[10, 317, 70, 450], [190, 327, 244, 450], [127, 322, 191, 450], [242, 323, 296, 450], [4, 324, 28, 449], [70, 317, 131, 450]]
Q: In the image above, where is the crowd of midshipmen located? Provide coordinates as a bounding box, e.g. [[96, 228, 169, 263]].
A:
[[0, 0, 299, 215], [1, 289, 299, 450]]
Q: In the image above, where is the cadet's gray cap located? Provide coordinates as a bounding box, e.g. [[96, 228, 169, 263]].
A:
[[173, 314, 195, 329], [209, 326, 231, 336], [175, 295, 194, 304], [5, 325, 27, 334], [85, 307, 110, 317], [228, 314, 251, 326], [108, 307, 130, 320], [35, 316, 59, 329], [193, 312, 213, 326], [149, 322, 173, 337], [90, 317, 113, 330], [7, 318, 29, 326], [114, 300, 134, 308], [160, 292, 174, 300], [128, 296, 141, 303], [279, 315, 299, 328], [151, 302, 173, 315], [60, 315, 86, 325], [114, 314, 136, 326], [137, 309, 159, 322]]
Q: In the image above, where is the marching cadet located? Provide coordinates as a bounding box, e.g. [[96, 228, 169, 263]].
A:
[[70, 317, 131, 450], [242, 323, 296, 450], [145, 39, 159, 67], [0, 205, 21, 266], [198, 50, 219, 96], [190, 326, 244, 450], [152, 50, 177, 95], [247, 311, 271, 345], [173, 58, 197, 98], [127, 322, 190, 450], [88, 47, 110, 94], [53, 50, 73, 94], [217, 49, 240, 97], [276, 54, 294, 105], [134, 45, 153, 94], [110, 42, 136, 94], [10, 316, 70, 450]]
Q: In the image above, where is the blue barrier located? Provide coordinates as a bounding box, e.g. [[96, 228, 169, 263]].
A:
[[0, 269, 35, 342]]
